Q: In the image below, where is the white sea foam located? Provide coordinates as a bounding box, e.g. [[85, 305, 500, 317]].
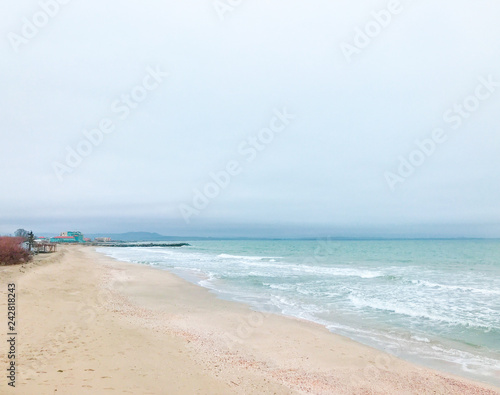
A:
[[411, 279, 500, 295], [96, 240, 500, 386], [217, 253, 281, 261], [411, 335, 431, 343]]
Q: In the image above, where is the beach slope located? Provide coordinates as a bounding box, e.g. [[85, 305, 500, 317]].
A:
[[0, 246, 498, 394]]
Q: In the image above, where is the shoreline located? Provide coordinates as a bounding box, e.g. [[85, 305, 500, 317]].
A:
[[178, 264, 500, 388], [98, 242, 500, 387], [1, 245, 498, 394]]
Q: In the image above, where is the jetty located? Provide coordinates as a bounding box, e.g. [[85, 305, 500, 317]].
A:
[[90, 242, 190, 248]]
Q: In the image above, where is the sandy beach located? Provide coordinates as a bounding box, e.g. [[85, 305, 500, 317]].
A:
[[0, 245, 498, 394]]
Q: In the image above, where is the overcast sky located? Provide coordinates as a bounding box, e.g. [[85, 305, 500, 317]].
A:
[[1, 0, 499, 238]]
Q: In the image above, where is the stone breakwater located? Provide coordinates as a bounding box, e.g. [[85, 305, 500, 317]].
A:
[[91, 242, 190, 248]]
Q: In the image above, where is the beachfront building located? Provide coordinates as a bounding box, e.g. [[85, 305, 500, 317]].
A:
[[94, 237, 112, 242], [33, 239, 57, 253], [67, 231, 84, 242], [50, 236, 78, 243], [50, 231, 87, 243]]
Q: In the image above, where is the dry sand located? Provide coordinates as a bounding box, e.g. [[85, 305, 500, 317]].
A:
[[0, 245, 498, 394]]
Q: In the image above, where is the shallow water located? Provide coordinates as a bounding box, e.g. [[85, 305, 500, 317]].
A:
[[98, 239, 500, 386]]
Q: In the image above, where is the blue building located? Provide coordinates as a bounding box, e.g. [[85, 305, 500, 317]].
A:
[[50, 231, 86, 243]]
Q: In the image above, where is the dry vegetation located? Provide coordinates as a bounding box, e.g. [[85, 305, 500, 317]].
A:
[[0, 236, 32, 265]]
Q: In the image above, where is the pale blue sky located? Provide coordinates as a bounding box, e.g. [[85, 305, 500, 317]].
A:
[[1, 0, 499, 237]]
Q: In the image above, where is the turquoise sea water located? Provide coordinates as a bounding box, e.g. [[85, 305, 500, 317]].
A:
[[97, 239, 500, 386]]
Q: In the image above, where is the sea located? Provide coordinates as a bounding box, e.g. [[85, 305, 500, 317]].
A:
[[97, 239, 500, 386]]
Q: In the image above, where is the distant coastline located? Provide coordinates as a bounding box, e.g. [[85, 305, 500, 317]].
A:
[[32, 231, 500, 242]]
